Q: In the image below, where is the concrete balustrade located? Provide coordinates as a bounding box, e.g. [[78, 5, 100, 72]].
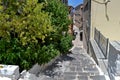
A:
[[0, 64, 19, 80], [108, 41, 120, 80]]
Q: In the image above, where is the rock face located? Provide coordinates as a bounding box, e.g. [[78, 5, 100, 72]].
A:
[[108, 41, 120, 80]]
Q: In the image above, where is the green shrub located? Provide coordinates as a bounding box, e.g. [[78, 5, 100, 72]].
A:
[[38, 44, 60, 64], [0, 38, 60, 70], [0, 0, 53, 46], [60, 34, 73, 53]]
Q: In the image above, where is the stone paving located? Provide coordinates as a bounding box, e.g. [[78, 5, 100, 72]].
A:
[[37, 47, 106, 80]]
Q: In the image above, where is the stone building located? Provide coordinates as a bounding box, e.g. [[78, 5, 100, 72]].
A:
[[74, 4, 83, 41], [68, 6, 74, 35], [74, 4, 83, 30], [83, 0, 91, 51], [83, 0, 120, 49]]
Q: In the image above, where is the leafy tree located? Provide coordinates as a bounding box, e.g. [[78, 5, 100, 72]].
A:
[[0, 0, 72, 70], [45, 0, 70, 33], [0, 0, 53, 45], [43, 0, 72, 52], [0, 0, 57, 70]]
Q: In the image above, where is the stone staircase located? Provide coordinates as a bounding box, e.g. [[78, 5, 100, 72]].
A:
[[19, 25, 108, 80], [36, 47, 107, 80]]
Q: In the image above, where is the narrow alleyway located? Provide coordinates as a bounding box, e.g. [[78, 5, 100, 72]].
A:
[[36, 25, 107, 80], [19, 25, 108, 80]]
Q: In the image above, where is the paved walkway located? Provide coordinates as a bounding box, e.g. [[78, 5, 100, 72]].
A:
[[19, 25, 107, 80], [37, 25, 107, 80], [38, 48, 106, 80]]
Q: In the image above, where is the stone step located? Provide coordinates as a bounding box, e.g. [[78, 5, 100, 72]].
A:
[[77, 75, 106, 80], [41, 77, 55, 80], [90, 75, 106, 80]]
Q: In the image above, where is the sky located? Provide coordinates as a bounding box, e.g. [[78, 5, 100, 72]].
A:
[[68, 0, 83, 7]]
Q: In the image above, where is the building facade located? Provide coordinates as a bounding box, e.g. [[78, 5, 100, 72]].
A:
[[90, 0, 120, 41], [61, 0, 68, 5], [83, 0, 120, 79], [74, 4, 83, 30], [68, 6, 74, 35], [83, 0, 91, 51]]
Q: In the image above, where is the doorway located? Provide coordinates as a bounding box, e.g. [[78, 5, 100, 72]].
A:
[[80, 32, 83, 41]]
